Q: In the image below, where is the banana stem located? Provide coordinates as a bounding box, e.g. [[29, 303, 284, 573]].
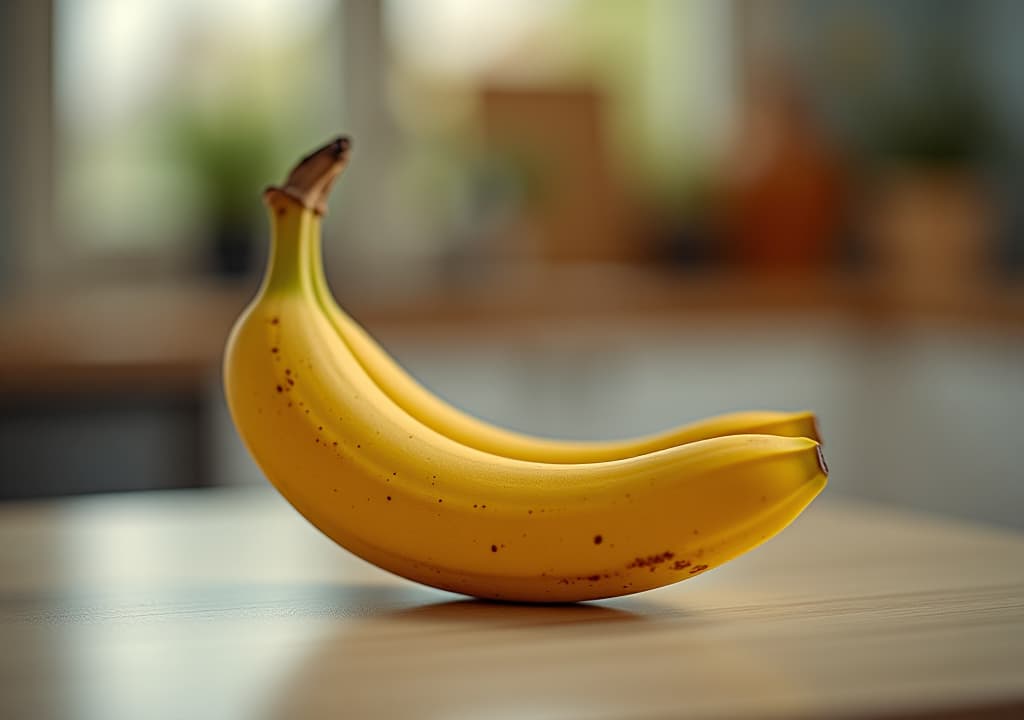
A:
[[264, 136, 351, 215], [260, 136, 351, 294]]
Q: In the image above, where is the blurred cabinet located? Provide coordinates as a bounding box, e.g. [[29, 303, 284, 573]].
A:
[[0, 393, 206, 499]]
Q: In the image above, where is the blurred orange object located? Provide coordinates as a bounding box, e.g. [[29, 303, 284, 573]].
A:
[[722, 69, 846, 271]]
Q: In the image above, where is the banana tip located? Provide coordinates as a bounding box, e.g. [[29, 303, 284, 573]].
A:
[[815, 444, 829, 476], [317, 135, 351, 162], [329, 136, 351, 157]]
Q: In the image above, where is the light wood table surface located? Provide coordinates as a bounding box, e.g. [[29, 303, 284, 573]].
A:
[[1, 487, 1022, 720]]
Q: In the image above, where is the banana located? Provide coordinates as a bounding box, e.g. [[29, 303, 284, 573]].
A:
[[302, 154, 821, 461], [223, 138, 827, 602]]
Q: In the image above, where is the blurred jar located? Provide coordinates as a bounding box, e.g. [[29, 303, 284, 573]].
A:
[[721, 69, 847, 272], [865, 167, 995, 301]]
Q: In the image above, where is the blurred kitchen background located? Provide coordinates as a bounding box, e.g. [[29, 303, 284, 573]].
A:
[[1, 0, 1021, 527]]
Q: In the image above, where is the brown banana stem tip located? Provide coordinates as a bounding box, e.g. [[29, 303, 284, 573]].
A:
[[265, 136, 351, 215]]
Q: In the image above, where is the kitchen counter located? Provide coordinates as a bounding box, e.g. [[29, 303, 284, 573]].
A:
[[2, 270, 1021, 394]]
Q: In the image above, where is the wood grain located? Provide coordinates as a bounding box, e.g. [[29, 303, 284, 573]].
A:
[[0, 488, 1022, 719]]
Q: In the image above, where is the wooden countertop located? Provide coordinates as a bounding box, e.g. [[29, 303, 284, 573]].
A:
[[1, 487, 1022, 719], [2, 269, 1022, 395]]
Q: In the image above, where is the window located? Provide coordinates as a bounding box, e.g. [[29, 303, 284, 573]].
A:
[[55, 0, 344, 275]]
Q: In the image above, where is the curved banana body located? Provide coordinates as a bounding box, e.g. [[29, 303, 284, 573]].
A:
[[223, 177, 827, 602], [305, 216, 821, 461]]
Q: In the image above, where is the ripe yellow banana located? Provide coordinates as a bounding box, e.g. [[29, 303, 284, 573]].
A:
[[222, 137, 827, 602], [302, 152, 821, 461]]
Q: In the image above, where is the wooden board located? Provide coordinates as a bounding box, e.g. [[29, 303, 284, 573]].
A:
[[1, 488, 1022, 719]]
